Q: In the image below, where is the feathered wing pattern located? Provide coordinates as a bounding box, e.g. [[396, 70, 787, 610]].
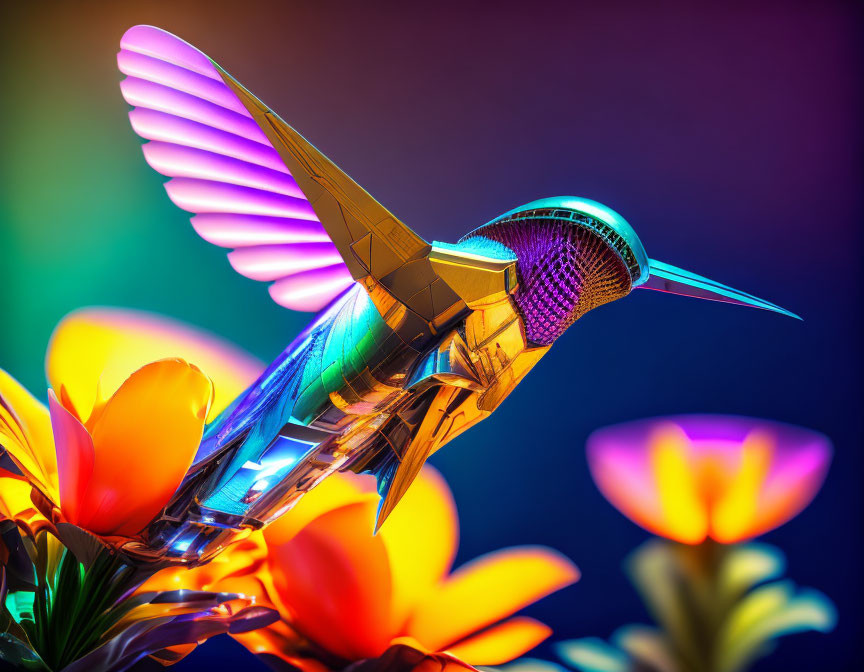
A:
[[118, 25, 428, 313], [117, 26, 451, 530]]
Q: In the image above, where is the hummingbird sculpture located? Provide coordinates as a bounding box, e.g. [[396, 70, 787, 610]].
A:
[[116, 26, 798, 564]]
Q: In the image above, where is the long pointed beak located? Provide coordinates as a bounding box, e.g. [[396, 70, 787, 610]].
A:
[[637, 259, 801, 319]]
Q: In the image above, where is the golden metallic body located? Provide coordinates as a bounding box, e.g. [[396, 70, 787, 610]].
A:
[[220, 70, 554, 530]]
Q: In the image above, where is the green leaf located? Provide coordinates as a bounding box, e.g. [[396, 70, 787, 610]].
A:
[[0, 632, 48, 671], [613, 625, 677, 672], [556, 638, 630, 672], [717, 543, 785, 604], [716, 581, 836, 672], [4, 591, 35, 624]]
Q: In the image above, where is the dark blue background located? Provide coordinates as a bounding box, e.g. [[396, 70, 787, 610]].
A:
[[2, 2, 861, 669]]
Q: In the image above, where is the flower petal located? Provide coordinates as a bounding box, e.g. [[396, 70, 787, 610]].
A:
[[649, 425, 709, 544], [0, 470, 32, 518], [47, 307, 263, 422], [588, 422, 709, 544], [348, 643, 477, 671], [586, 425, 667, 541], [445, 616, 552, 666], [0, 469, 48, 532], [265, 501, 395, 661], [379, 466, 459, 627], [231, 619, 319, 668], [408, 546, 578, 651], [0, 369, 58, 500], [262, 470, 378, 549], [711, 430, 772, 543], [74, 359, 213, 536], [49, 390, 95, 525], [140, 533, 273, 607], [744, 432, 829, 542]]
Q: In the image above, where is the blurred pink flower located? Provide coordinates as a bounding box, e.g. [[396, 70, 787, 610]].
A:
[[587, 415, 831, 544]]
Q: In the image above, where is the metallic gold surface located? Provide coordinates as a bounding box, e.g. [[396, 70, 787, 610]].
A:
[[429, 245, 517, 308], [221, 70, 432, 294]]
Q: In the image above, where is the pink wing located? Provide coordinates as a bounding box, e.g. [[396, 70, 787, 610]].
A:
[[118, 25, 354, 312]]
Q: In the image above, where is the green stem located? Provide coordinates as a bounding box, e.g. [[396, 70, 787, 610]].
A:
[[669, 540, 733, 672]]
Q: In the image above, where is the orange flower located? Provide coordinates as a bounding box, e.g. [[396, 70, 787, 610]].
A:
[[587, 415, 831, 544], [0, 307, 262, 542], [150, 466, 579, 670]]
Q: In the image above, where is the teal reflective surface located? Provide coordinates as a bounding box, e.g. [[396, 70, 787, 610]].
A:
[[485, 196, 651, 285]]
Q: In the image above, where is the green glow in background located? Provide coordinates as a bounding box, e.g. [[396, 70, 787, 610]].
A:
[[0, 6, 305, 396]]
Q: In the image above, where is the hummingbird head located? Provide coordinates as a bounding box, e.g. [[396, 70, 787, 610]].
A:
[[460, 196, 797, 346]]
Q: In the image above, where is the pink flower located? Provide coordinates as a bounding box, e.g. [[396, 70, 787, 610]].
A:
[[587, 415, 831, 544]]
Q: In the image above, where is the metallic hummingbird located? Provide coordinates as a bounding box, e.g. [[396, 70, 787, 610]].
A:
[[117, 26, 798, 563]]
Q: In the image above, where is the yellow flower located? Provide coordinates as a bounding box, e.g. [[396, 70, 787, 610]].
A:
[[0, 307, 262, 542], [148, 467, 579, 670], [0, 466, 50, 537]]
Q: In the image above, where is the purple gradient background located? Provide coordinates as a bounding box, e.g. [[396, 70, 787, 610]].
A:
[[1, 1, 861, 669]]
